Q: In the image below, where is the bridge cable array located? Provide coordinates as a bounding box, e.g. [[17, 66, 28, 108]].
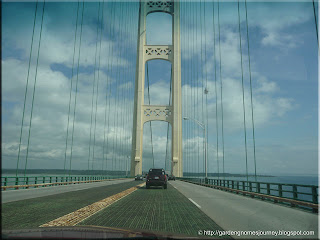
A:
[[23, 0, 46, 177], [64, 0, 80, 175], [237, 0, 249, 183], [16, 0, 39, 177], [244, 0, 257, 181], [68, 0, 85, 176], [88, 1, 102, 172]]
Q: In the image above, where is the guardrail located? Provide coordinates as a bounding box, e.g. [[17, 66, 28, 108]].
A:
[[1, 175, 131, 190], [178, 177, 318, 213]]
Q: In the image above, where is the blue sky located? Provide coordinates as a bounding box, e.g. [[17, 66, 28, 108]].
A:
[[2, 0, 318, 176]]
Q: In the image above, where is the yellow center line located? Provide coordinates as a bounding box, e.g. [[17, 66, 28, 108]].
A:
[[40, 182, 145, 227]]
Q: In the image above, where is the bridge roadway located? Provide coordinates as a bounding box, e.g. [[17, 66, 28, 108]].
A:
[[2, 179, 318, 239], [2, 178, 132, 203]]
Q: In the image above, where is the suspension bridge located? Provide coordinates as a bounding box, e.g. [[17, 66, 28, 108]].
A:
[[2, 0, 319, 239]]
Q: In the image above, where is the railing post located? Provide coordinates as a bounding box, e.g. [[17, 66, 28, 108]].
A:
[[4, 177, 7, 186], [292, 185, 298, 200], [43, 177, 45, 184], [35, 177, 38, 184], [312, 186, 318, 204], [257, 182, 260, 193], [15, 177, 19, 186], [267, 183, 270, 195], [242, 181, 245, 191], [56, 177, 58, 183], [249, 182, 252, 192], [232, 181, 234, 189], [278, 184, 283, 198], [237, 181, 239, 190], [49, 177, 52, 183], [26, 177, 29, 185]]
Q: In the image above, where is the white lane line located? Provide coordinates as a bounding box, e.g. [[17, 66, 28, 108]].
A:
[[188, 198, 201, 208]]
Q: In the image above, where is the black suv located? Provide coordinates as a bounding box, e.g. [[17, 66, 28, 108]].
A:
[[146, 168, 167, 189]]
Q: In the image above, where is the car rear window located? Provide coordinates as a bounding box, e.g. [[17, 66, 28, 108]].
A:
[[149, 169, 164, 175]]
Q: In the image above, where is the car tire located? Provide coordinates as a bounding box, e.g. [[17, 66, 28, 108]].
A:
[[146, 184, 150, 189], [164, 184, 167, 189]]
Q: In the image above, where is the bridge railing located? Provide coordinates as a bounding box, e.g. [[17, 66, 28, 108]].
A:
[[1, 175, 130, 190], [178, 177, 318, 211]]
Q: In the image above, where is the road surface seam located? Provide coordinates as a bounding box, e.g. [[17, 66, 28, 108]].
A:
[[39, 182, 145, 227]]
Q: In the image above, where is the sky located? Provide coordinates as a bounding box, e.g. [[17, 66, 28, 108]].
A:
[[2, 0, 318, 176]]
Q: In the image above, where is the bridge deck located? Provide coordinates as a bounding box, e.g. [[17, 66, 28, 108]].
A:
[[78, 183, 224, 237], [2, 180, 225, 238], [1, 180, 140, 229], [2, 180, 318, 239]]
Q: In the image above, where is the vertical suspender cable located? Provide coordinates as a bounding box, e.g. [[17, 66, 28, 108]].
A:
[[105, 2, 116, 175], [69, 0, 85, 176], [192, 0, 196, 176], [92, 1, 103, 171], [189, 0, 193, 176], [64, 0, 80, 175], [24, 0, 45, 177], [218, 0, 225, 180], [244, 0, 257, 181], [195, 1, 200, 175], [88, 1, 101, 171], [200, 0, 205, 176], [203, 0, 209, 179], [213, 1, 220, 181], [16, 0, 38, 177], [146, 63, 155, 168], [113, 2, 125, 172], [119, 2, 131, 173], [237, 0, 249, 184], [165, 67, 172, 172]]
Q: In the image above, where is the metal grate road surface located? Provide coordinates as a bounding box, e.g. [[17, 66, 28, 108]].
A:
[[79, 183, 226, 237], [2, 181, 141, 230]]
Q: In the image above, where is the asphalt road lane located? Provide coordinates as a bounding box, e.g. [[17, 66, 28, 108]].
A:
[[170, 180, 318, 239], [2, 179, 133, 203]]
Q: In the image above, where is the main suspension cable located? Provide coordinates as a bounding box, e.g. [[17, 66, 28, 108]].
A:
[[313, 0, 319, 47]]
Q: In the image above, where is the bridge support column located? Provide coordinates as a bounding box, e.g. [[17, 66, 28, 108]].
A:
[[131, 0, 182, 177]]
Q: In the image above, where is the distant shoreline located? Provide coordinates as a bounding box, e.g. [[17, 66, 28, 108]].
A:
[[1, 168, 274, 177]]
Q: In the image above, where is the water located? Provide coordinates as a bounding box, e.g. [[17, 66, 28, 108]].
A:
[[207, 175, 318, 186], [185, 175, 318, 203]]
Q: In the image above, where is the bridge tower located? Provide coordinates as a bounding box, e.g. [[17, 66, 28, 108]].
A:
[[131, 0, 182, 177]]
